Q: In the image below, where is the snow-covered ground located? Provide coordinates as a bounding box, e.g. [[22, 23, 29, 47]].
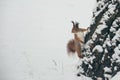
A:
[[0, 0, 97, 80]]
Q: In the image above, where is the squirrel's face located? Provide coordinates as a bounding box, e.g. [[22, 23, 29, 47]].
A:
[[72, 27, 79, 33], [72, 28, 76, 33]]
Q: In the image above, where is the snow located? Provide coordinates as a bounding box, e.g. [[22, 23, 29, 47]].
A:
[[112, 29, 120, 42], [112, 17, 120, 28], [100, 3, 117, 23], [92, 33, 97, 41], [112, 46, 120, 62], [0, 0, 96, 80], [111, 72, 120, 80], [118, 44, 120, 49], [104, 74, 111, 79], [93, 2, 108, 17], [95, 24, 107, 34], [108, 4, 116, 14], [105, 38, 112, 47], [104, 67, 112, 73], [110, 27, 116, 33], [93, 45, 103, 53]]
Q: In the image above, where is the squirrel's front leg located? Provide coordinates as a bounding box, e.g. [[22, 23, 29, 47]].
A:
[[74, 34, 84, 44]]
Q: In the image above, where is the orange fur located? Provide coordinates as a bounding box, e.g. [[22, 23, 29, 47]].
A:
[[67, 21, 88, 58], [67, 39, 75, 53]]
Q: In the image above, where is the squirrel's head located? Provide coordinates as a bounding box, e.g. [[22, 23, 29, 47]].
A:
[[71, 21, 79, 33]]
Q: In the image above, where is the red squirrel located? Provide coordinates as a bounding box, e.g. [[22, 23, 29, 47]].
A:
[[67, 21, 88, 58]]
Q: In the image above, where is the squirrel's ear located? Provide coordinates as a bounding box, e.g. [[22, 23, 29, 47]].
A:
[[76, 22, 79, 28], [71, 21, 75, 24], [76, 22, 79, 25]]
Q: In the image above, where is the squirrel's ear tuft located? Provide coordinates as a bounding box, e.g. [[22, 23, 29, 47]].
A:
[[75, 22, 79, 28], [71, 21, 74, 24], [76, 21, 79, 24]]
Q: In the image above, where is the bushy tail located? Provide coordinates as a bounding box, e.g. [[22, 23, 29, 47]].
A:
[[67, 39, 76, 55]]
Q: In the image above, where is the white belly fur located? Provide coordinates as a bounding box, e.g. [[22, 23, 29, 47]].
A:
[[75, 32, 84, 48], [76, 32, 84, 42]]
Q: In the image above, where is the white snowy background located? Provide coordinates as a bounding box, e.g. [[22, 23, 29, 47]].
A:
[[0, 0, 98, 80]]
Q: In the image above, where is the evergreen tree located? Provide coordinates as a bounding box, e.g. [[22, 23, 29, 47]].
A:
[[77, 0, 120, 79]]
